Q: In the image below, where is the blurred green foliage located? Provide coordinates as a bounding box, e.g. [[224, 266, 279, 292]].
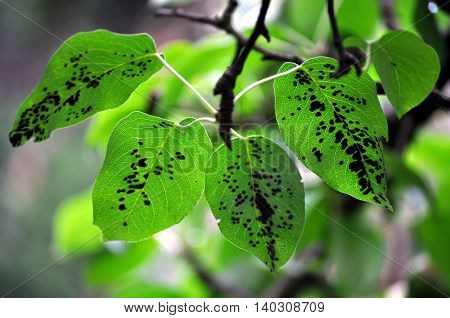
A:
[[1, 0, 449, 298], [48, 0, 450, 297]]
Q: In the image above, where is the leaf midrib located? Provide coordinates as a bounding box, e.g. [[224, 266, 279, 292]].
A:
[[21, 52, 158, 126], [242, 138, 276, 271], [373, 43, 402, 109], [301, 66, 381, 201], [123, 123, 177, 227]]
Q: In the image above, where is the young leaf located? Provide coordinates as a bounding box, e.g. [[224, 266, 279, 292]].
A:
[[371, 30, 440, 117], [336, 0, 379, 39], [93, 111, 212, 242], [86, 240, 156, 286], [9, 29, 163, 147], [205, 136, 305, 272], [53, 190, 102, 258], [274, 57, 391, 210]]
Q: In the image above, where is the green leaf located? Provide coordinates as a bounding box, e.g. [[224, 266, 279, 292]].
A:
[[85, 77, 156, 151], [159, 39, 234, 112], [343, 36, 369, 53], [283, 0, 327, 42], [205, 136, 305, 272], [274, 57, 391, 210], [336, 0, 379, 39], [86, 240, 156, 286], [93, 111, 212, 242], [53, 190, 102, 258], [9, 29, 163, 147], [414, 0, 446, 60], [371, 30, 440, 117]]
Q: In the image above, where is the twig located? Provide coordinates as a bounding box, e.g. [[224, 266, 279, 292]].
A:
[[155, 4, 304, 65], [177, 117, 216, 128], [213, 0, 273, 148], [182, 248, 251, 297], [145, 93, 160, 115], [378, 0, 399, 29], [155, 54, 217, 115], [234, 64, 302, 103], [327, 0, 362, 77]]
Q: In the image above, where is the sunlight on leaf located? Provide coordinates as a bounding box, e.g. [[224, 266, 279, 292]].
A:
[[93, 111, 212, 242], [9, 29, 163, 147], [205, 136, 305, 272], [274, 57, 391, 210], [372, 31, 440, 117]]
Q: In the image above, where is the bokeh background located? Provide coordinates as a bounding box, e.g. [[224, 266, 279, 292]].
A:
[[0, 0, 449, 297]]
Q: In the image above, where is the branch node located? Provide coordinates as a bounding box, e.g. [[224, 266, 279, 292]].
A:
[[327, 0, 362, 78]]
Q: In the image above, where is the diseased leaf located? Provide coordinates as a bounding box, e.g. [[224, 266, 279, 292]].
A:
[[93, 111, 212, 242], [9, 29, 163, 147], [205, 136, 305, 272], [371, 30, 440, 117], [85, 77, 156, 151], [274, 57, 391, 210]]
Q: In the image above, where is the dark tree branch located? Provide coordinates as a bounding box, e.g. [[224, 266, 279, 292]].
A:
[[145, 93, 160, 115], [213, 0, 272, 147], [182, 248, 251, 298], [155, 4, 304, 65], [378, 0, 399, 30], [327, 0, 362, 77]]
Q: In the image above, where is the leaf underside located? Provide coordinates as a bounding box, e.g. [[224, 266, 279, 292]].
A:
[[93, 112, 212, 242], [205, 136, 305, 272], [372, 30, 440, 117], [274, 57, 392, 210], [9, 29, 163, 147]]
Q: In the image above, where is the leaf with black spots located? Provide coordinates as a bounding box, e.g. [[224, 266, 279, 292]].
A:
[[205, 136, 305, 272], [274, 57, 392, 210], [9, 29, 163, 147], [93, 111, 212, 242], [371, 31, 440, 117]]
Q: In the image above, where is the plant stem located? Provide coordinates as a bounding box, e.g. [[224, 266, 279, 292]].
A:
[[157, 54, 248, 141], [327, 0, 344, 58], [155, 54, 217, 115], [177, 117, 216, 128], [155, 2, 303, 64], [234, 65, 302, 103], [327, 0, 362, 77], [214, 0, 272, 148]]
